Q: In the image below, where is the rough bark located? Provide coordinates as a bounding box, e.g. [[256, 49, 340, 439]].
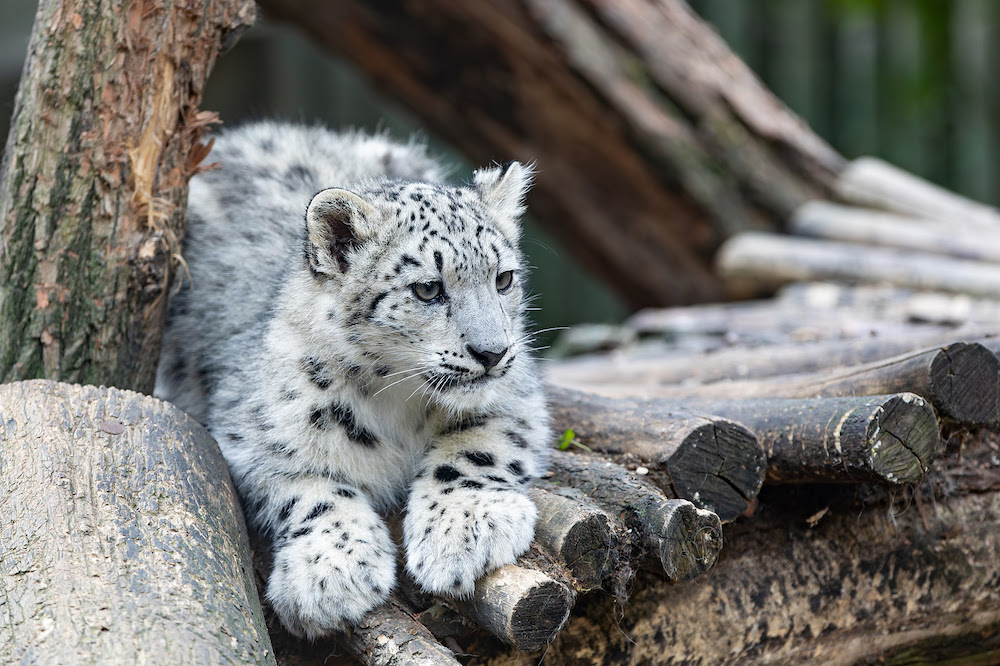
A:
[[568, 341, 1000, 426], [343, 596, 461, 666], [547, 455, 724, 582], [675, 394, 941, 485], [546, 386, 765, 522], [717, 232, 1000, 300], [0, 0, 256, 393], [256, 0, 845, 308], [0, 380, 273, 665], [478, 430, 1000, 665]]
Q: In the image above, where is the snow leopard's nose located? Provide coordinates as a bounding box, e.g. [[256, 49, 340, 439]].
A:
[[467, 344, 507, 371]]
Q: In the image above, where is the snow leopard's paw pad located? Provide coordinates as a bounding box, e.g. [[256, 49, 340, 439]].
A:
[[266, 517, 396, 639], [403, 486, 537, 597]]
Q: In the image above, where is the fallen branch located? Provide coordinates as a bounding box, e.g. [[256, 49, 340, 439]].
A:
[[345, 596, 461, 666], [676, 394, 940, 485], [564, 341, 1000, 426], [546, 386, 765, 522], [546, 455, 723, 582], [717, 232, 1000, 299], [528, 486, 616, 591]]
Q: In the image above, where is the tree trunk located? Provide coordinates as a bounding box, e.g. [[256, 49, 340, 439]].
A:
[[0, 0, 255, 393], [0, 380, 274, 664], [256, 0, 845, 308]]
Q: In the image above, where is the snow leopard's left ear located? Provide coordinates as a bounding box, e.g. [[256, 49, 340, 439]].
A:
[[305, 188, 378, 275], [473, 161, 533, 240]]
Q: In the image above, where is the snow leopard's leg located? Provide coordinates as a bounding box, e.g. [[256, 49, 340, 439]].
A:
[[402, 405, 549, 596], [251, 476, 395, 639]]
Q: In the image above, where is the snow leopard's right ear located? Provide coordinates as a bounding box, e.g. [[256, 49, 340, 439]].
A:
[[305, 188, 377, 275], [473, 161, 534, 241]]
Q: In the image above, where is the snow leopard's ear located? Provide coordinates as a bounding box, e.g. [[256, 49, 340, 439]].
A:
[[305, 188, 377, 275], [473, 161, 533, 240]]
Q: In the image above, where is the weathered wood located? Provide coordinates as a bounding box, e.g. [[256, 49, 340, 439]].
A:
[[791, 200, 1000, 263], [257, 0, 847, 307], [0, 380, 274, 665], [546, 386, 765, 522], [573, 342, 1000, 426], [547, 455, 723, 582], [717, 232, 1000, 300], [452, 559, 575, 653], [549, 326, 1000, 388], [0, 0, 255, 392], [835, 156, 1000, 230], [676, 394, 940, 485], [344, 596, 461, 666], [528, 486, 616, 591], [479, 430, 1000, 665]]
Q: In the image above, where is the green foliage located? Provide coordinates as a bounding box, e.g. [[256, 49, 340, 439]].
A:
[[555, 428, 591, 453]]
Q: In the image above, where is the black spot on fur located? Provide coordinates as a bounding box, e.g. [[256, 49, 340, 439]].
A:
[[434, 465, 462, 483], [335, 487, 356, 498], [368, 291, 389, 317], [301, 357, 333, 389], [278, 498, 298, 523], [290, 526, 312, 539], [306, 502, 335, 521], [309, 401, 379, 448], [434, 251, 443, 272], [462, 450, 496, 467], [506, 431, 529, 449], [507, 460, 525, 476], [460, 479, 483, 490], [441, 414, 490, 436]]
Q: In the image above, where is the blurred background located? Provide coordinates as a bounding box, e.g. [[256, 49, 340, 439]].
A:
[[1, 0, 997, 340]]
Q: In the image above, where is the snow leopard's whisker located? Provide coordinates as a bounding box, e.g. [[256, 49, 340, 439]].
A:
[[380, 363, 436, 379], [371, 369, 432, 397]]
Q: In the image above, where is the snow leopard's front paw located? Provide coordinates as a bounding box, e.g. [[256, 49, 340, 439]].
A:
[[403, 484, 537, 597], [266, 517, 396, 639]]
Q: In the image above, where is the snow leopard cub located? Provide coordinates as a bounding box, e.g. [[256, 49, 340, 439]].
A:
[[155, 122, 550, 639]]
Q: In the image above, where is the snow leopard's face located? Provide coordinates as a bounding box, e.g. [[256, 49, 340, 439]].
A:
[[303, 163, 535, 411]]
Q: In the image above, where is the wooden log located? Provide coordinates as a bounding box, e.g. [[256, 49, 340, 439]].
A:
[[547, 455, 723, 582], [675, 394, 941, 485], [546, 386, 765, 522], [716, 232, 1000, 299], [791, 200, 1000, 263], [344, 596, 461, 666], [0, 380, 274, 664], [452, 560, 575, 653], [479, 429, 1000, 665], [528, 487, 616, 591], [549, 326, 1000, 388], [571, 341, 1000, 426], [835, 156, 1000, 230]]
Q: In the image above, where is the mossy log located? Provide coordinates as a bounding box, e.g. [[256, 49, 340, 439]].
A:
[[0, 380, 273, 665]]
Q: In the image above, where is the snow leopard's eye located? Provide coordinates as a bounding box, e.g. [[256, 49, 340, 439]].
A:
[[496, 270, 514, 293], [413, 280, 443, 302]]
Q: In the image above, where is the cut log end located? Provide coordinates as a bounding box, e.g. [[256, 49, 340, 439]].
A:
[[929, 342, 1000, 424], [868, 393, 941, 484], [459, 565, 574, 652], [669, 420, 765, 520], [654, 501, 724, 582], [528, 487, 615, 590]]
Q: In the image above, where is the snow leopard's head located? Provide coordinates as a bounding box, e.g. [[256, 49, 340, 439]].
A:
[[301, 162, 536, 411]]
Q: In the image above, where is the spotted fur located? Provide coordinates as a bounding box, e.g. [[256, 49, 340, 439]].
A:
[[155, 122, 550, 639]]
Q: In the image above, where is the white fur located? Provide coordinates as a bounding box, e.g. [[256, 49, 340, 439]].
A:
[[155, 121, 550, 638]]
